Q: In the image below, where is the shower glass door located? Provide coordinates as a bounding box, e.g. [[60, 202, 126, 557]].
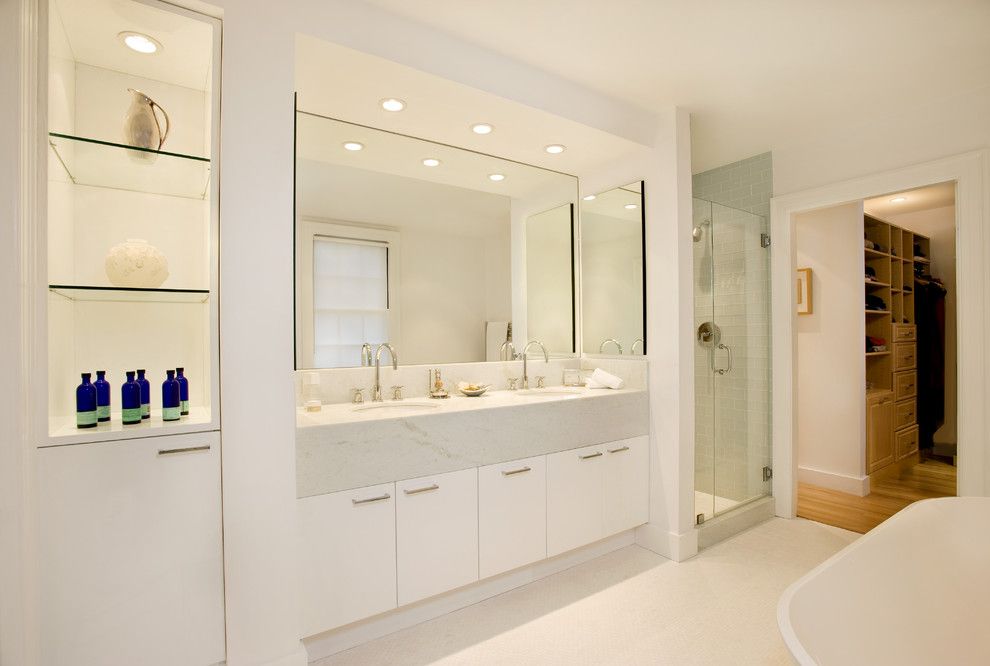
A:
[[693, 199, 772, 522]]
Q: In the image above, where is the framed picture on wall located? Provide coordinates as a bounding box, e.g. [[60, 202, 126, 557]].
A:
[[796, 267, 813, 315]]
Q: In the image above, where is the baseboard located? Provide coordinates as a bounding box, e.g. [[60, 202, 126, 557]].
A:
[[798, 465, 870, 497], [634, 523, 697, 562], [697, 496, 775, 550], [302, 530, 637, 662], [250, 643, 309, 666]]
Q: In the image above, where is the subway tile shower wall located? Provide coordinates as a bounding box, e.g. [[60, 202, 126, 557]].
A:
[[692, 152, 773, 221]]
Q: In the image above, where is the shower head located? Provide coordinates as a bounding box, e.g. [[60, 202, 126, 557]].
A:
[[692, 219, 711, 242]]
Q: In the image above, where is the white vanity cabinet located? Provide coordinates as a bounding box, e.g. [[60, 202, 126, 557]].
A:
[[396, 468, 479, 605], [478, 455, 547, 578], [38, 432, 225, 666], [298, 483, 397, 637], [547, 443, 607, 556], [603, 436, 650, 534]]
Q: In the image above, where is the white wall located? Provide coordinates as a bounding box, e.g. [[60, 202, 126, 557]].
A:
[[887, 205, 957, 446], [526, 204, 573, 354], [795, 202, 866, 492]]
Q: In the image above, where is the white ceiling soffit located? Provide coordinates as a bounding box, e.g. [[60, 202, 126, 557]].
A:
[[864, 181, 956, 218], [360, 0, 990, 173], [55, 0, 213, 91], [294, 35, 650, 179]]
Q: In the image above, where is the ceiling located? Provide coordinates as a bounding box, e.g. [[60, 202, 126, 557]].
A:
[[864, 181, 956, 219], [360, 0, 990, 172]]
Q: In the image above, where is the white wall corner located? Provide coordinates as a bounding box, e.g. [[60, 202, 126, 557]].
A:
[[634, 523, 698, 562], [797, 466, 870, 497]]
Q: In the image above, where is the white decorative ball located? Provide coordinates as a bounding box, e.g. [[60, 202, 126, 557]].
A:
[[105, 239, 169, 288]]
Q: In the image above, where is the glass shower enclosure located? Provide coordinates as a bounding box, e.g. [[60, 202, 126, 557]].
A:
[[693, 198, 772, 522]]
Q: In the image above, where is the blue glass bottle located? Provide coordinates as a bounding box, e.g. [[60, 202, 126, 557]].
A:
[[76, 373, 97, 429], [162, 370, 181, 422], [136, 369, 151, 420], [94, 370, 111, 423], [121, 371, 142, 425], [175, 367, 190, 416]]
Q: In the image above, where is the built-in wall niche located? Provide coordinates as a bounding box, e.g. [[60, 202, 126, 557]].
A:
[[45, 0, 220, 445], [580, 182, 646, 356], [293, 110, 579, 369]]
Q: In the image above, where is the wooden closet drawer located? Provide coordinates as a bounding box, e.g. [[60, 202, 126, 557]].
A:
[[893, 343, 917, 371], [896, 426, 919, 461], [892, 324, 916, 342], [894, 399, 916, 430], [894, 371, 917, 401]]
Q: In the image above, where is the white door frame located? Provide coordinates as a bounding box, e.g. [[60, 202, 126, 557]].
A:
[[770, 150, 989, 517]]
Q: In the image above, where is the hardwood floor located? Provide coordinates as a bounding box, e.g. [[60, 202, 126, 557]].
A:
[[797, 458, 957, 533]]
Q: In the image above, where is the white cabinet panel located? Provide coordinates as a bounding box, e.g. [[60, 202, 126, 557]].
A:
[[298, 483, 396, 637], [547, 444, 605, 557], [479, 455, 547, 579], [396, 468, 478, 606], [38, 432, 225, 666], [603, 435, 650, 535]]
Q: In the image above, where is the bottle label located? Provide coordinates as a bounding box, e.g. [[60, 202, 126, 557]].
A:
[[141, 402, 150, 418], [180, 400, 189, 415], [97, 405, 110, 421], [162, 406, 181, 421], [76, 410, 97, 427], [122, 407, 142, 424]]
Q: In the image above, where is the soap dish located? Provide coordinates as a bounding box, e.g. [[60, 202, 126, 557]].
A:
[[458, 383, 490, 397]]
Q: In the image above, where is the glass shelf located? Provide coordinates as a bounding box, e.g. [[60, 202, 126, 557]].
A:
[[49, 284, 210, 304], [48, 132, 211, 199]]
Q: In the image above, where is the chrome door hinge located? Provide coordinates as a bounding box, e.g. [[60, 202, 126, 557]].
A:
[[761, 233, 771, 248], [763, 466, 773, 482]]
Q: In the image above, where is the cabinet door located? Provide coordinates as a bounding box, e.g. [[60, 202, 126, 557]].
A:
[[479, 455, 547, 579], [38, 433, 225, 666], [298, 483, 396, 637], [547, 444, 605, 557], [603, 436, 650, 535], [867, 395, 895, 473], [396, 468, 478, 605]]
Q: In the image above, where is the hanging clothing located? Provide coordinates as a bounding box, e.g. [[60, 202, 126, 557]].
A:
[[914, 278, 947, 450]]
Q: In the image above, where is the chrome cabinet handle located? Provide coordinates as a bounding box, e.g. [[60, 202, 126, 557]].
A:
[[404, 483, 440, 495], [608, 446, 630, 454], [157, 445, 210, 456], [502, 466, 532, 476], [579, 451, 603, 460], [352, 493, 391, 505]]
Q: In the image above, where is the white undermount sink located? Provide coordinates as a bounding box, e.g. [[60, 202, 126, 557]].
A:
[[353, 401, 440, 413], [514, 388, 584, 397]]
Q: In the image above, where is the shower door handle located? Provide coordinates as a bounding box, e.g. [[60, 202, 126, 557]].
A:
[[714, 343, 732, 376]]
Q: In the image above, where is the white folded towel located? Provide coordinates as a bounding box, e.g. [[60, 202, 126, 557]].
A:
[[585, 368, 624, 390]]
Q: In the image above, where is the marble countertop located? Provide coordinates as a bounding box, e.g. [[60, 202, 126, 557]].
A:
[[296, 386, 649, 498]]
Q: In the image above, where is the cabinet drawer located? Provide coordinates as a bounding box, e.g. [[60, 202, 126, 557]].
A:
[[894, 399, 916, 430], [892, 324, 916, 342], [896, 426, 919, 460], [298, 483, 397, 636], [396, 468, 478, 606], [894, 371, 917, 401], [479, 455, 547, 579], [603, 436, 650, 535], [893, 343, 917, 371], [547, 444, 605, 557]]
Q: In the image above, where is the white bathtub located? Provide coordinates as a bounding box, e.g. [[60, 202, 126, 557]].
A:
[[778, 497, 990, 665]]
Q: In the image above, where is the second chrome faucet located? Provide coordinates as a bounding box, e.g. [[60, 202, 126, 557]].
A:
[[521, 339, 548, 390], [372, 343, 398, 402]]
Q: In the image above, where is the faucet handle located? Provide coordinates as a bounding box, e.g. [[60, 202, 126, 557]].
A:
[[507, 377, 519, 391], [536, 376, 546, 389], [352, 388, 365, 404], [391, 385, 404, 401]]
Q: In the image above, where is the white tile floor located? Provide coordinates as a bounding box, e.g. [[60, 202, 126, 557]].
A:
[[313, 518, 857, 665]]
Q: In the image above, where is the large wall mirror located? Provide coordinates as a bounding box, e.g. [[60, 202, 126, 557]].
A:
[[581, 181, 646, 355], [294, 110, 578, 369]]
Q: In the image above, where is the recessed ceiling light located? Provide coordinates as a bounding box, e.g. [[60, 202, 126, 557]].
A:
[[472, 123, 494, 135], [119, 31, 161, 54], [380, 98, 405, 112], [582, 194, 596, 201], [545, 144, 566, 154], [624, 203, 638, 210], [890, 196, 907, 203], [422, 158, 440, 167], [342, 141, 364, 151], [488, 173, 505, 182]]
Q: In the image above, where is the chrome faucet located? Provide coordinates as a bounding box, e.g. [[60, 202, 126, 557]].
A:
[[360, 342, 373, 367], [521, 339, 549, 390], [499, 340, 517, 361], [373, 343, 398, 402], [630, 338, 644, 355], [599, 338, 623, 354]]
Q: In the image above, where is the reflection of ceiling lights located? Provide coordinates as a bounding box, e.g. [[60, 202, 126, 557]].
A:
[[342, 142, 364, 151], [380, 98, 405, 112], [488, 173, 505, 182], [472, 123, 494, 135], [119, 31, 161, 54], [582, 194, 596, 201], [890, 196, 907, 203], [422, 158, 440, 167], [545, 144, 566, 154], [624, 203, 638, 210]]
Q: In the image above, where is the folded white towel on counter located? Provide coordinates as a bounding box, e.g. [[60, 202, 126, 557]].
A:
[[585, 368, 624, 390]]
